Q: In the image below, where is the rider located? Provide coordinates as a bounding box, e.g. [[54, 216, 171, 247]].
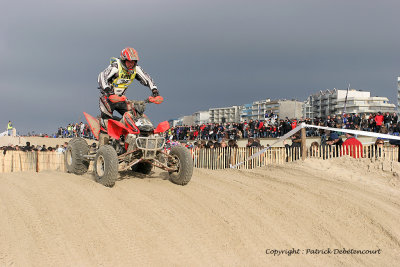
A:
[[98, 47, 159, 129]]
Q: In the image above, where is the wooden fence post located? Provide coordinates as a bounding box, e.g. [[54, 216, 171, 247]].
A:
[[301, 127, 307, 160], [36, 150, 39, 172]]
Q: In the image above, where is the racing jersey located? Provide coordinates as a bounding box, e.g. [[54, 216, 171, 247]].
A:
[[98, 57, 157, 96]]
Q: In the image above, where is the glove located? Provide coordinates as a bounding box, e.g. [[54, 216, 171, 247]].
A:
[[151, 88, 159, 97]]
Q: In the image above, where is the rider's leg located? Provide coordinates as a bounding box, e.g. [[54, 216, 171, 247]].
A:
[[99, 96, 114, 129], [113, 101, 128, 118]]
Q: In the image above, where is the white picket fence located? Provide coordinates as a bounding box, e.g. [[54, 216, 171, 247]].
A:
[[190, 145, 399, 170], [0, 144, 398, 173]]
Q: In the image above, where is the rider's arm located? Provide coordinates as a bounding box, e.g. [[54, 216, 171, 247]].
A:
[[97, 63, 119, 95], [135, 65, 157, 91]]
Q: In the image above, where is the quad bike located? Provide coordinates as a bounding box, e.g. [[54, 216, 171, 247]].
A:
[[65, 95, 193, 187]]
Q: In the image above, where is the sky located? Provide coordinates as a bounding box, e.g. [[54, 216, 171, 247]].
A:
[[1, 0, 400, 135]]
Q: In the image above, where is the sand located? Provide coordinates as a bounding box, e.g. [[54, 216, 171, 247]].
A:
[[0, 157, 399, 266]]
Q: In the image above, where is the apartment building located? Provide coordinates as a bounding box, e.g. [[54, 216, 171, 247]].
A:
[[305, 88, 395, 118], [193, 110, 210, 125], [209, 106, 242, 124], [241, 99, 303, 121]]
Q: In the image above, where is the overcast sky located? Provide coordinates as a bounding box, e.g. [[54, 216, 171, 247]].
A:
[[1, 0, 400, 134]]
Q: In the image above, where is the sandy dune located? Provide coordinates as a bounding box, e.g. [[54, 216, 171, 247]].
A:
[[0, 158, 399, 266]]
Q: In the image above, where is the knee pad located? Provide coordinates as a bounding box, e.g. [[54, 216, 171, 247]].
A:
[[99, 96, 112, 117]]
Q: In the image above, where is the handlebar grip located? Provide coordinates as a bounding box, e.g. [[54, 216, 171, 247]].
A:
[[148, 96, 164, 104]]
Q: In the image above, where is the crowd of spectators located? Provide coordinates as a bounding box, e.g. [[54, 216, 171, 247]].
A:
[[56, 122, 94, 139], [165, 112, 399, 142], [23, 122, 95, 139], [0, 142, 69, 155]]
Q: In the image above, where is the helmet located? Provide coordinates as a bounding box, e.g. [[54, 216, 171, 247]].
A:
[[120, 47, 139, 73], [121, 47, 139, 61]]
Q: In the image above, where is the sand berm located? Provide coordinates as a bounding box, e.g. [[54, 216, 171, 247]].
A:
[[0, 156, 399, 266]]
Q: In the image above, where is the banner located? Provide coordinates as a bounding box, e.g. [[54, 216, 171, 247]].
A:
[[230, 124, 303, 168], [302, 123, 400, 141]]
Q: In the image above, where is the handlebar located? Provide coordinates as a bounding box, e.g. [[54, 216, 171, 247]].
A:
[[148, 96, 164, 104], [127, 96, 163, 105]]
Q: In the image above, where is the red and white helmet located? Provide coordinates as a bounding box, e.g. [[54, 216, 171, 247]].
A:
[[120, 47, 139, 74], [121, 47, 139, 61]]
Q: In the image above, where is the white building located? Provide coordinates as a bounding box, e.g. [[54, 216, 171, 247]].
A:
[[241, 99, 303, 121], [279, 100, 303, 119], [305, 88, 395, 118], [168, 118, 181, 127], [336, 96, 395, 114], [303, 99, 312, 119], [209, 105, 242, 124], [193, 110, 210, 125], [182, 115, 195, 126]]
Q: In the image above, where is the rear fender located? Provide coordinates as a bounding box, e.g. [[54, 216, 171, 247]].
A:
[[107, 119, 134, 140], [83, 112, 100, 140], [154, 121, 170, 134]]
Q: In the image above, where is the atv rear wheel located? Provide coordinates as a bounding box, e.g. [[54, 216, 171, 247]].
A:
[[131, 161, 153, 174], [65, 137, 89, 175], [168, 146, 193, 185], [94, 145, 118, 187]]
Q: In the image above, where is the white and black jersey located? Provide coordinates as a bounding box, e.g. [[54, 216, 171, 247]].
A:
[[135, 65, 157, 90], [97, 61, 157, 95]]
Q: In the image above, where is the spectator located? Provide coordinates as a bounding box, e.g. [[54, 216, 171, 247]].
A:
[[384, 112, 392, 130], [290, 131, 302, 148], [220, 140, 227, 148], [290, 131, 302, 160], [7, 121, 13, 136], [326, 130, 343, 157], [206, 141, 214, 149], [214, 142, 222, 149], [375, 112, 384, 133], [246, 138, 260, 148], [310, 141, 319, 156], [56, 144, 65, 153], [342, 132, 363, 158], [374, 138, 384, 158], [23, 142, 32, 152], [392, 112, 398, 125], [228, 139, 238, 148]]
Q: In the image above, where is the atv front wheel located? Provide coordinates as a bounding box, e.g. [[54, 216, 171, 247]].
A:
[[168, 146, 193, 185], [94, 145, 118, 187], [65, 137, 89, 175]]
